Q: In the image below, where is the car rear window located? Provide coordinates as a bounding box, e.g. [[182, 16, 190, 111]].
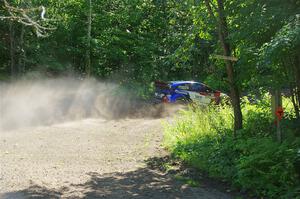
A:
[[191, 83, 203, 92], [191, 83, 214, 93]]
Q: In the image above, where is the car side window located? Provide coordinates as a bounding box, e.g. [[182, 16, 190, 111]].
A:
[[191, 83, 214, 93], [177, 84, 190, 90], [191, 83, 203, 92]]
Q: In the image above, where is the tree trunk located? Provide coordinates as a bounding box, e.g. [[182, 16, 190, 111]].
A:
[[85, 0, 92, 77], [294, 55, 300, 108], [18, 25, 26, 75], [290, 85, 300, 119], [216, 0, 243, 131], [9, 21, 16, 79]]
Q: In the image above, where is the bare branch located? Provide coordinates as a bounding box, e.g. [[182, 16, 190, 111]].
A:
[[0, 0, 56, 37], [40, 6, 46, 20]]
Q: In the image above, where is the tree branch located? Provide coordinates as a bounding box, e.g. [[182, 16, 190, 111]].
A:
[[204, 0, 216, 19], [0, 0, 55, 37]]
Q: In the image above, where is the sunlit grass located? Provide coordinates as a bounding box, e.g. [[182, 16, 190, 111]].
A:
[[163, 96, 300, 198], [164, 104, 233, 150]]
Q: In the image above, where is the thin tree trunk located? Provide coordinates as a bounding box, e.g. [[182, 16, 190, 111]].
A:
[[290, 85, 300, 119], [18, 25, 26, 75], [216, 0, 243, 131], [85, 0, 92, 77], [295, 55, 300, 107], [9, 21, 16, 79], [296, 86, 300, 109], [292, 55, 300, 112], [204, 0, 243, 132]]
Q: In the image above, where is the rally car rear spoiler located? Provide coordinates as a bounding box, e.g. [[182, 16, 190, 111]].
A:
[[154, 81, 170, 89]]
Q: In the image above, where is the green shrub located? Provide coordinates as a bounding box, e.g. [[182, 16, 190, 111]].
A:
[[164, 100, 300, 198], [164, 105, 238, 178], [234, 137, 299, 198]]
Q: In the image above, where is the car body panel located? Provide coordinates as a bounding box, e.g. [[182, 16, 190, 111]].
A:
[[154, 80, 226, 105]]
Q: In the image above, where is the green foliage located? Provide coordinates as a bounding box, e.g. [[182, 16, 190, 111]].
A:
[[1, 0, 300, 98], [0, 0, 223, 92], [164, 98, 300, 198], [234, 137, 299, 197], [1, 1, 300, 197], [241, 95, 273, 137], [260, 16, 300, 64], [164, 105, 235, 178]]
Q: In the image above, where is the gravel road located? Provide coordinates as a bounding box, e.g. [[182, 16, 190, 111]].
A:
[[0, 116, 233, 199]]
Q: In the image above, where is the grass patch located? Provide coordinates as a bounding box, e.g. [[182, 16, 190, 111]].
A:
[[164, 97, 300, 198]]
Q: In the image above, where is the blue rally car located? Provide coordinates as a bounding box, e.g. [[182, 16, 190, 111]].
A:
[[154, 80, 227, 105]]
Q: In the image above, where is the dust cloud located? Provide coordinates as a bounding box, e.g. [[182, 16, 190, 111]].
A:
[[0, 78, 168, 131]]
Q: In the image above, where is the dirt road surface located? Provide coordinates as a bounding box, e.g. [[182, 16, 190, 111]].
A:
[[0, 117, 233, 199]]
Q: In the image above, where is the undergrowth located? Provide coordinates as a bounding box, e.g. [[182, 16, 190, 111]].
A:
[[164, 96, 300, 198]]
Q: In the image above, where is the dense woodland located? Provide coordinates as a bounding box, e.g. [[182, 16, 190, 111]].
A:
[[1, 0, 300, 126], [1, 0, 300, 198]]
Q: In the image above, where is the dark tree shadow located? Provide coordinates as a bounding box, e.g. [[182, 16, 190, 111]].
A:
[[1, 185, 62, 199], [1, 157, 232, 199]]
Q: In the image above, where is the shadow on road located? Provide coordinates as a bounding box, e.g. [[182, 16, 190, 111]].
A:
[[1, 157, 231, 199]]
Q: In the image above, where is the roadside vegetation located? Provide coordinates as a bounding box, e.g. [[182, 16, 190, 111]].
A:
[[164, 97, 300, 198], [1, 1, 300, 198]]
